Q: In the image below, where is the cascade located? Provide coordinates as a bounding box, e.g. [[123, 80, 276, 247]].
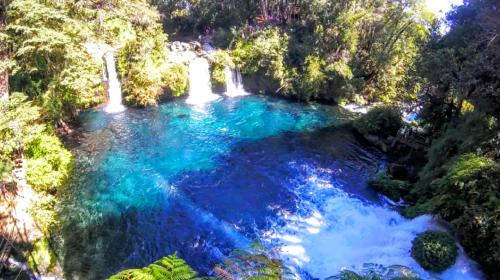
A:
[[104, 52, 125, 113], [186, 57, 220, 105], [224, 66, 248, 97]]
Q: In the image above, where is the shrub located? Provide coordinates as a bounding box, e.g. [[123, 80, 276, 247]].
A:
[[0, 93, 45, 181], [25, 133, 72, 193], [368, 171, 410, 201], [232, 27, 291, 95], [353, 106, 403, 137], [210, 50, 235, 88], [162, 63, 189, 97], [411, 231, 458, 272], [411, 154, 500, 274], [27, 238, 57, 274], [116, 11, 169, 106]]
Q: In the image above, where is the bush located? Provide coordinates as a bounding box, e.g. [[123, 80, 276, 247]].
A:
[[210, 50, 235, 88], [410, 154, 500, 275], [25, 133, 72, 193], [162, 63, 189, 97], [368, 171, 410, 201], [116, 11, 170, 106], [411, 231, 458, 272], [0, 93, 45, 181], [353, 106, 403, 137], [27, 238, 57, 274], [232, 27, 291, 95]]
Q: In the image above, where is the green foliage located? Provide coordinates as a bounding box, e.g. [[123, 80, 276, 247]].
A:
[[368, 171, 410, 201], [154, 1, 257, 34], [4, 0, 104, 119], [162, 63, 189, 97], [114, 3, 170, 106], [232, 27, 291, 95], [419, 113, 497, 182], [27, 238, 57, 274], [416, 0, 500, 128], [25, 133, 72, 193], [0, 93, 44, 159], [28, 195, 59, 233], [411, 231, 458, 272], [109, 254, 198, 280], [211, 50, 234, 88], [353, 106, 403, 137], [0, 93, 45, 181], [410, 154, 500, 274]]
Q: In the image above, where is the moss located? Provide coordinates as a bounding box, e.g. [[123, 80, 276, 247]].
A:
[[353, 106, 403, 138], [368, 171, 410, 201], [411, 231, 458, 272]]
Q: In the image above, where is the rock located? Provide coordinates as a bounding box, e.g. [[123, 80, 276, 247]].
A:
[[189, 41, 202, 51]]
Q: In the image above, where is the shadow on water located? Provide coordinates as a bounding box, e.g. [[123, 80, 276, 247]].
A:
[[58, 121, 384, 279]]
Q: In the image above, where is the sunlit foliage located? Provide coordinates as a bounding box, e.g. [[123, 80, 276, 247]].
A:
[[109, 254, 198, 280]]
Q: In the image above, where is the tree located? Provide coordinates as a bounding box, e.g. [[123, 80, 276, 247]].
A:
[[0, 0, 9, 100]]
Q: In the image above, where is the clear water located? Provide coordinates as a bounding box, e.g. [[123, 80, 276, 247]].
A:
[[61, 95, 482, 279]]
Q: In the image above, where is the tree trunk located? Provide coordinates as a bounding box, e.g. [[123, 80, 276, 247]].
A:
[[0, 0, 8, 101]]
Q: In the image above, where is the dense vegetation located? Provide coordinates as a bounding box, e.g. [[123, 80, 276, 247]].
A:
[[1, 0, 499, 279], [156, 0, 433, 104], [411, 231, 458, 272]]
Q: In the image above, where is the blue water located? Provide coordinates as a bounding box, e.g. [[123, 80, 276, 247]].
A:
[[61, 95, 482, 279]]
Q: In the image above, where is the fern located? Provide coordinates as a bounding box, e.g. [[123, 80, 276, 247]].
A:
[[108, 254, 198, 280]]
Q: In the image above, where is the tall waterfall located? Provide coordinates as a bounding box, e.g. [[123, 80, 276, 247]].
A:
[[104, 52, 125, 113], [224, 66, 248, 97], [186, 57, 220, 105]]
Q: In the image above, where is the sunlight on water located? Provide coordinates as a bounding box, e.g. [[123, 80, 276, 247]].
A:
[[262, 161, 483, 279], [64, 95, 482, 279]]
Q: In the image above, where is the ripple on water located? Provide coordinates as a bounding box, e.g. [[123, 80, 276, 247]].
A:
[[63, 95, 482, 280]]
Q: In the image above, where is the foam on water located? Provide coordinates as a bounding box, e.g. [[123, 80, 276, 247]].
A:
[[262, 161, 483, 280]]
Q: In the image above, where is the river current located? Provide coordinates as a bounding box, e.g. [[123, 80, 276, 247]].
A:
[[61, 95, 482, 279]]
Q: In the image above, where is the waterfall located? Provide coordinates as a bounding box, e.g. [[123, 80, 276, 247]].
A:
[[104, 52, 125, 113], [224, 66, 248, 97], [186, 57, 220, 105]]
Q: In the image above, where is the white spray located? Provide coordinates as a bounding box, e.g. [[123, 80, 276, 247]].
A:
[[224, 66, 248, 97], [186, 57, 220, 106], [104, 52, 125, 113]]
